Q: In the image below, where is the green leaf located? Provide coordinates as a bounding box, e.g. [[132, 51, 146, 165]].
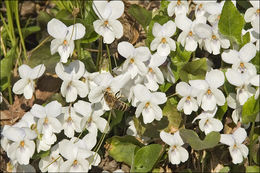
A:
[[179, 58, 208, 82], [179, 129, 220, 150], [163, 99, 182, 131], [252, 51, 259, 73], [218, 0, 245, 44], [131, 144, 164, 172], [79, 48, 97, 72], [106, 136, 143, 166], [241, 31, 250, 47], [215, 102, 228, 120], [219, 166, 230, 173], [28, 43, 60, 74], [159, 82, 172, 92], [1, 46, 16, 91], [21, 26, 41, 39], [110, 110, 125, 129], [128, 4, 152, 31], [32, 150, 50, 160], [242, 96, 259, 124], [246, 166, 260, 173]]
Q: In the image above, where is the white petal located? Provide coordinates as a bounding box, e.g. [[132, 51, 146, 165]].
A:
[[239, 144, 249, 158], [135, 102, 145, 118], [229, 146, 243, 164], [142, 107, 155, 124], [92, 1, 108, 19], [233, 127, 247, 144], [74, 100, 92, 117], [65, 85, 78, 103], [88, 87, 104, 103], [177, 97, 186, 112], [67, 23, 86, 40], [194, 23, 212, 39], [150, 53, 167, 67], [18, 64, 32, 79], [189, 80, 208, 90], [167, 1, 177, 17], [109, 19, 123, 39], [47, 18, 67, 39], [118, 41, 134, 59], [239, 43, 257, 62], [103, 28, 115, 44], [252, 16, 260, 33], [31, 104, 46, 118], [49, 117, 62, 133], [152, 23, 162, 37], [150, 37, 161, 51], [109, 1, 124, 20], [244, 7, 256, 22], [45, 101, 62, 118], [30, 64, 46, 79], [220, 134, 234, 146], [211, 88, 225, 106], [221, 50, 240, 64], [201, 94, 216, 111], [176, 82, 191, 96], [225, 69, 243, 87], [94, 117, 109, 133], [169, 148, 181, 165], [12, 79, 28, 94], [150, 92, 167, 105], [72, 80, 88, 98], [24, 82, 34, 99], [185, 36, 198, 51], [178, 147, 189, 162], [134, 84, 151, 102], [50, 39, 62, 55], [175, 14, 192, 31], [163, 20, 176, 37], [2, 127, 25, 142], [135, 47, 151, 62], [157, 43, 171, 57], [160, 131, 175, 145]]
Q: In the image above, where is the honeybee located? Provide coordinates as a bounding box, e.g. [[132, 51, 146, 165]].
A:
[[104, 87, 129, 112]]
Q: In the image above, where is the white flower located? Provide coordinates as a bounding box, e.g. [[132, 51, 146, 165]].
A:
[[220, 127, 249, 164], [55, 60, 88, 103], [74, 100, 108, 133], [175, 14, 206, 51], [37, 132, 57, 152], [244, 1, 260, 33], [195, 24, 230, 55], [160, 60, 175, 84], [2, 126, 36, 165], [39, 144, 64, 172], [92, 0, 124, 44], [143, 53, 165, 91], [134, 84, 167, 124], [60, 106, 82, 138], [59, 139, 92, 172], [126, 119, 150, 143], [31, 101, 62, 135], [88, 71, 130, 111], [13, 64, 45, 99], [150, 21, 176, 57], [250, 74, 259, 99], [227, 93, 242, 124], [221, 43, 257, 77], [160, 131, 188, 165], [189, 69, 225, 111], [167, 0, 189, 17], [225, 69, 255, 105], [193, 108, 223, 134], [47, 18, 85, 63], [194, 1, 221, 19], [118, 41, 150, 79], [176, 82, 199, 115]]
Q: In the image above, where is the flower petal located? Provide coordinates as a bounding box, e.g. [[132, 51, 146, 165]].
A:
[[160, 131, 175, 145], [74, 100, 92, 117], [233, 127, 247, 144], [239, 43, 256, 62], [109, 19, 123, 39], [108, 1, 124, 20], [67, 23, 86, 40], [176, 82, 191, 96], [206, 69, 224, 89], [221, 50, 240, 64], [18, 64, 32, 79], [45, 101, 62, 118], [12, 79, 28, 95], [47, 18, 67, 39], [118, 41, 135, 59]]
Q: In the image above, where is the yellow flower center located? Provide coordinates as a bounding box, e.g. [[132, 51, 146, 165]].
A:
[[161, 37, 167, 44], [217, 15, 221, 20], [177, 0, 181, 5], [145, 102, 150, 108], [130, 58, 135, 64], [20, 141, 25, 147], [172, 145, 177, 150], [257, 9, 260, 14], [148, 68, 153, 73], [73, 160, 78, 166], [240, 62, 245, 68], [212, 35, 217, 40], [63, 40, 68, 45], [186, 96, 191, 101], [188, 31, 193, 36], [67, 116, 72, 123], [207, 89, 212, 95], [44, 117, 48, 125], [104, 20, 109, 26], [106, 87, 111, 92], [198, 4, 203, 9]]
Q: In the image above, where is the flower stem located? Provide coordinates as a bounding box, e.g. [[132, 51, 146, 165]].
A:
[[249, 121, 255, 165], [106, 44, 112, 72]]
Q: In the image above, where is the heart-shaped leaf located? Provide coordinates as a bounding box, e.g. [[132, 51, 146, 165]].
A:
[[179, 129, 220, 150], [242, 96, 259, 124], [131, 144, 164, 172], [106, 136, 143, 166]]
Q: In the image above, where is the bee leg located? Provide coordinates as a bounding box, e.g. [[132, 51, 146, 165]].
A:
[[115, 91, 121, 99]]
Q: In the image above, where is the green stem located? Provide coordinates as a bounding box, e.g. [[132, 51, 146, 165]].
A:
[[29, 36, 51, 55], [14, 1, 28, 62], [249, 121, 255, 165], [106, 44, 112, 72], [97, 37, 102, 70], [7, 75, 13, 104]]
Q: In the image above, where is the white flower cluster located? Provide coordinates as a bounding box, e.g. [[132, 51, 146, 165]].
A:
[[1, 0, 259, 171]]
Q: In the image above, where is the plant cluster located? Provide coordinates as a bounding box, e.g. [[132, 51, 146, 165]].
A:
[[0, 0, 259, 172]]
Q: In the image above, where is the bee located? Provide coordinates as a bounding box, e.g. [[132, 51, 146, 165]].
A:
[[104, 87, 129, 112]]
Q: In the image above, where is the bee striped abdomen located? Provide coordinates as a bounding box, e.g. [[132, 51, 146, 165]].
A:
[[104, 90, 129, 112]]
